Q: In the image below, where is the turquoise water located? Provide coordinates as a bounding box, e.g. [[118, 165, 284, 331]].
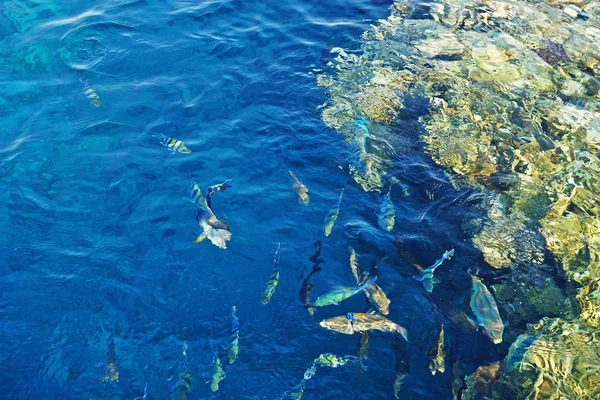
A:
[[0, 1, 508, 399]]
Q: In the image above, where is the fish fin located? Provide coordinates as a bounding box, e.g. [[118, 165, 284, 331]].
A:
[[359, 275, 377, 291], [412, 274, 424, 282], [397, 326, 409, 342], [433, 278, 441, 284], [193, 233, 207, 243]]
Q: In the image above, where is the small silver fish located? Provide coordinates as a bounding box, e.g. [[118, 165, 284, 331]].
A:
[[157, 134, 191, 154], [323, 188, 344, 237], [413, 248, 454, 292]]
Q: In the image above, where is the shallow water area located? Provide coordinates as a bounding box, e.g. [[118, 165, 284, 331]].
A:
[[1, 0, 592, 399]]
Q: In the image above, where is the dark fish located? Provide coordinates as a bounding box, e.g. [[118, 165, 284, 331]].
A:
[[391, 336, 410, 399], [320, 47, 331, 65], [172, 371, 192, 400], [103, 332, 119, 382], [205, 173, 237, 215], [448, 338, 465, 400], [430, 294, 478, 333], [299, 242, 323, 315]]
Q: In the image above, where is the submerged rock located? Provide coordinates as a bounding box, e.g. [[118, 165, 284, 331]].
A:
[[317, 0, 600, 394]]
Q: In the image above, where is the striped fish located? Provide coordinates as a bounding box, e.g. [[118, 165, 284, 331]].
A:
[[428, 324, 445, 375], [80, 79, 101, 107], [323, 187, 344, 237], [157, 134, 191, 154], [228, 306, 239, 364], [261, 243, 281, 305], [189, 180, 210, 210], [378, 183, 395, 231]]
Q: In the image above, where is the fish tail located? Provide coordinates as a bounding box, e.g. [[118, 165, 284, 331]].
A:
[[359, 275, 377, 291], [395, 325, 409, 342], [338, 187, 345, 204], [193, 233, 207, 243]]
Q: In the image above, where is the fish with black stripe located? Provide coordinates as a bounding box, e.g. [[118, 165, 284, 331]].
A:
[[156, 134, 191, 154], [80, 78, 101, 107]]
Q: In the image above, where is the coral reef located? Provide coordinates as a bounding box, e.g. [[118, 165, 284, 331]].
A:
[[318, 0, 600, 396]]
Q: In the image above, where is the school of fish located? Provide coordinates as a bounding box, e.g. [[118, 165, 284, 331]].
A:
[[75, 80, 507, 397]]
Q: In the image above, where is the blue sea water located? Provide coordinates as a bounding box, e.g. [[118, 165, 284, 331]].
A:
[[0, 1, 509, 399]]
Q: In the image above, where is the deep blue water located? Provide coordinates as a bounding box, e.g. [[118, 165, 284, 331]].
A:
[[0, 1, 508, 399]]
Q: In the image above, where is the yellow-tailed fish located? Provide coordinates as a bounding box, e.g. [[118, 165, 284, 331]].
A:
[[413, 248, 454, 293], [209, 350, 225, 392], [103, 332, 119, 382], [289, 170, 309, 205], [157, 134, 191, 154], [349, 248, 391, 315], [427, 324, 445, 375], [313, 276, 376, 308], [80, 79, 101, 107], [320, 312, 408, 341], [378, 182, 395, 231], [173, 371, 192, 400], [261, 243, 281, 305], [469, 272, 504, 344], [323, 187, 344, 237], [227, 306, 239, 364]]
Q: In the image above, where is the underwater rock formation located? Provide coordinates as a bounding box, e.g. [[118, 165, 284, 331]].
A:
[[317, 0, 600, 397]]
